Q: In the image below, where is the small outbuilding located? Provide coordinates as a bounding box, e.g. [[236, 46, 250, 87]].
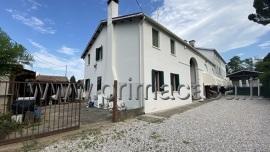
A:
[[227, 70, 262, 87]]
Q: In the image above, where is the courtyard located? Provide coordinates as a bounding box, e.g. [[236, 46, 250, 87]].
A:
[[39, 97, 270, 152]]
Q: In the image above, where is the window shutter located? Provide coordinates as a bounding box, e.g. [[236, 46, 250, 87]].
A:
[[100, 46, 103, 60], [88, 54, 90, 65], [152, 70, 155, 92], [170, 73, 174, 91], [176, 75, 180, 90], [160, 71, 164, 91], [171, 40, 175, 54], [96, 48, 99, 61], [152, 29, 159, 47], [97, 77, 102, 91]]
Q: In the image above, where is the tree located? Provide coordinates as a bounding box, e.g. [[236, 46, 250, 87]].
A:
[[0, 28, 33, 76], [248, 0, 270, 25], [227, 56, 243, 74], [242, 58, 254, 71], [256, 52, 270, 97], [70, 76, 76, 83]]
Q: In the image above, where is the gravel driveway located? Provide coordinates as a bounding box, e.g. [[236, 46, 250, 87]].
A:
[[41, 98, 270, 152]]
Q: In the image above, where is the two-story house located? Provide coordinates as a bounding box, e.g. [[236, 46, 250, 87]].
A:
[[81, 0, 229, 113]]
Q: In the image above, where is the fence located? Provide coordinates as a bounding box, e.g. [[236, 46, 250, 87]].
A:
[[228, 86, 261, 97], [0, 81, 82, 146]]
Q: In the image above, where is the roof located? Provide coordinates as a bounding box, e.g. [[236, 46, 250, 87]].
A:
[[81, 12, 215, 66], [36, 75, 69, 82], [226, 70, 263, 78], [196, 47, 226, 64]]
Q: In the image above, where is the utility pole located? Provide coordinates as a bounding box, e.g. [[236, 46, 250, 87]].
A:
[[65, 65, 67, 77]]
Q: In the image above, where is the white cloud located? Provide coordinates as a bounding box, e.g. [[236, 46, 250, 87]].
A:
[[57, 46, 79, 55], [5, 9, 13, 13], [29, 39, 46, 50], [237, 53, 244, 57], [151, 0, 270, 52], [258, 41, 270, 49], [27, 0, 42, 10], [29, 40, 83, 79], [151, 0, 162, 2], [6, 9, 55, 34]]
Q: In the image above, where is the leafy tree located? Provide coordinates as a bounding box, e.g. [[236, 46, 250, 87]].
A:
[[0, 28, 33, 76], [242, 58, 254, 71], [227, 56, 243, 74], [248, 0, 270, 25], [256, 53, 270, 97], [70, 75, 76, 83]]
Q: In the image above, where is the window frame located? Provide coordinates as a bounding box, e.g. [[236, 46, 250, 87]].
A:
[[170, 73, 179, 92], [170, 39, 175, 55], [152, 70, 164, 92], [87, 54, 91, 65], [97, 76, 102, 91], [85, 79, 90, 91], [152, 28, 160, 48], [96, 46, 103, 62]]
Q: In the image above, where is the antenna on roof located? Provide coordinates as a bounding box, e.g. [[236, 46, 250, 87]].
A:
[[135, 0, 143, 12], [65, 65, 67, 77], [157, 9, 160, 22]]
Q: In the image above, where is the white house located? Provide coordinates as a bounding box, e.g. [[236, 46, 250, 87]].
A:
[[81, 0, 229, 113]]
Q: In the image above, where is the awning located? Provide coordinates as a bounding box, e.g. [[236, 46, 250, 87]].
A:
[[202, 73, 216, 86]]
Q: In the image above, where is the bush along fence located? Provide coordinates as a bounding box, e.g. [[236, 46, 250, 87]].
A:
[[0, 81, 83, 146]]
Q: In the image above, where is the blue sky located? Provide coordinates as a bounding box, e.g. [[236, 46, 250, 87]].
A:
[[0, 0, 270, 79]]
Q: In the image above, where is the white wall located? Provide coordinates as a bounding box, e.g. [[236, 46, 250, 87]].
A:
[[199, 49, 227, 80], [83, 21, 142, 110], [114, 21, 142, 109], [84, 27, 107, 99], [142, 21, 213, 113]]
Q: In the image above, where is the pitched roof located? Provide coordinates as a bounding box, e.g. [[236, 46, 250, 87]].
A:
[[36, 75, 69, 82], [81, 12, 215, 66], [196, 47, 226, 64], [226, 70, 263, 78]]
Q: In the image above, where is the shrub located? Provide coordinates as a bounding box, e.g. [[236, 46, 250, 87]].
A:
[[0, 113, 22, 139]]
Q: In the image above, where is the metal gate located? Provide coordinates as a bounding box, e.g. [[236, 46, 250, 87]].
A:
[[0, 81, 82, 145]]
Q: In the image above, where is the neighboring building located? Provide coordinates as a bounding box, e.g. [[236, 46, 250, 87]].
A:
[[0, 76, 9, 113], [35, 75, 69, 83], [81, 0, 229, 113], [196, 47, 229, 86], [227, 70, 262, 87], [0, 69, 36, 113]]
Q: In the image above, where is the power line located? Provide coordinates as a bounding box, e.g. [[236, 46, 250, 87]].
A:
[[135, 0, 143, 12]]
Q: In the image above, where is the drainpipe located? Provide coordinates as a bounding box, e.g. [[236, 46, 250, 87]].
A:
[[139, 16, 145, 111]]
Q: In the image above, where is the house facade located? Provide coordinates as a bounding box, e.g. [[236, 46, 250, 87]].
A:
[[196, 47, 229, 86], [81, 0, 229, 113]]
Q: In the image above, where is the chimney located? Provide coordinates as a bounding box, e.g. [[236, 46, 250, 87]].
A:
[[189, 40, 196, 47], [106, 0, 119, 82], [108, 0, 119, 21]]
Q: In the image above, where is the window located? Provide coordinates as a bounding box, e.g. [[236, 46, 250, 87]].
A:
[[88, 54, 90, 65], [96, 46, 103, 61], [85, 79, 90, 91], [170, 39, 175, 55], [170, 73, 179, 91], [205, 64, 208, 71], [152, 70, 164, 92], [97, 76, 102, 91], [152, 28, 159, 48]]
